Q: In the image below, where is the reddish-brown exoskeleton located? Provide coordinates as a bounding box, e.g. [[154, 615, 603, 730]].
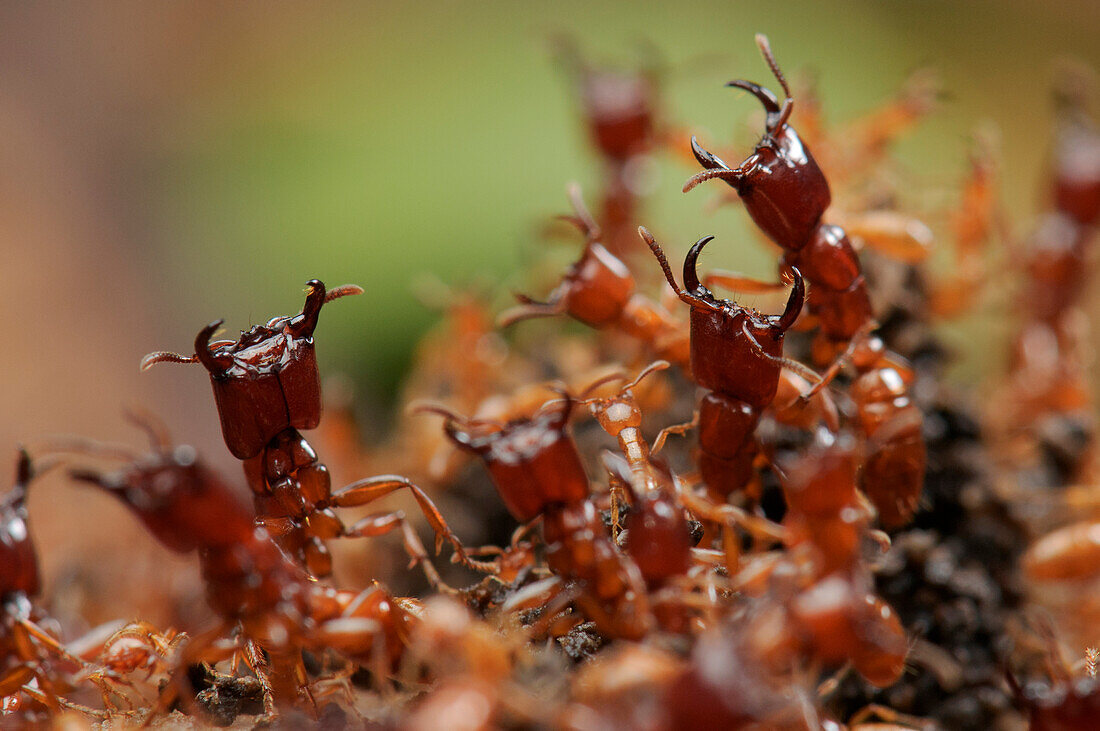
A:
[[639, 227, 805, 500], [141, 280, 478, 581], [683, 36, 925, 528], [994, 77, 1100, 479], [554, 39, 669, 258], [70, 439, 423, 715], [580, 363, 785, 578], [0, 451, 101, 718], [419, 397, 653, 640], [500, 186, 690, 370]]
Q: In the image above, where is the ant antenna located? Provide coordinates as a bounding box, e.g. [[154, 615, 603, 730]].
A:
[[755, 34, 794, 130], [755, 34, 790, 100], [566, 183, 601, 241]]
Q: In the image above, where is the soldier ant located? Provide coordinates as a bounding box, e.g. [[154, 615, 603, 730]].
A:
[[141, 279, 482, 580], [639, 226, 806, 500], [500, 185, 690, 370], [418, 396, 654, 640], [683, 35, 925, 528]]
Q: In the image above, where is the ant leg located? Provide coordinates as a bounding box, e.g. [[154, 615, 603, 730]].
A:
[[0, 666, 35, 700], [798, 324, 876, 400], [331, 475, 489, 572], [848, 703, 935, 730], [679, 489, 786, 543], [241, 639, 278, 719], [497, 295, 566, 327], [16, 684, 114, 720], [816, 662, 852, 699], [653, 412, 698, 454], [16, 618, 92, 668], [343, 511, 452, 592], [839, 210, 934, 264], [703, 269, 788, 295]]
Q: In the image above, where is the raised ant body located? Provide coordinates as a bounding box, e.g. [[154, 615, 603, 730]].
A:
[[421, 398, 653, 640], [72, 439, 422, 714], [640, 227, 805, 500], [500, 186, 690, 370], [683, 35, 925, 528], [142, 280, 478, 581]]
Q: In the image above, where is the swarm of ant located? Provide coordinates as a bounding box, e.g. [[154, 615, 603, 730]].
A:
[[4, 34, 1100, 730]]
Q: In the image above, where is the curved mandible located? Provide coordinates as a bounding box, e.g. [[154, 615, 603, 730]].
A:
[[194, 320, 232, 375], [292, 279, 327, 339], [691, 136, 732, 172], [726, 80, 781, 114], [683, 235, 716, 296], [773, 267, 805, 332]]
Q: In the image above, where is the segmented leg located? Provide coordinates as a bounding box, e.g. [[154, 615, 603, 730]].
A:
[[703, 270, 789, 294], [331, 475, 492, 572], [653, 413, 698, 454], [344, 511, 451, 592]]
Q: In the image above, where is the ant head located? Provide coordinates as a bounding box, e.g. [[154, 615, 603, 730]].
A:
[[682, 236, 805, 333], [141, 280, 363, 460], [427, 396, 575, 464], [70, 445, 254, 554], [684, 37, 830, 250], [140, 280, 363, 376], [194, 280, 362, 379], [419, 398, 587, 522]]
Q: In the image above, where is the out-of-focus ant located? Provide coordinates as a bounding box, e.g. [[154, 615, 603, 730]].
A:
[[683, 35, 925, 529], [142, 280, 482, 581], [70, 435, 426, 715], [0, 450, 75, 717], [500, 186, 690, 370]]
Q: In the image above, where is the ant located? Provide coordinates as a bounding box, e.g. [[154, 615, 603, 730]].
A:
[[682, 35, 925, 529], [553, 37, 673, 258], [141, 279, 481, 580], [994, 75, 1100, 477], [418, 396, 654, 640], [500, 185, 691, 370], [578, 363, 786, 575], [0, 450, 100, 719], [639, 226, 806, 500], [70, 434, 424, 716]]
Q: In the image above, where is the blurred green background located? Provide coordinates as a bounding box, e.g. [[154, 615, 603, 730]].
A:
[[1, 0, 1098, 626]]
